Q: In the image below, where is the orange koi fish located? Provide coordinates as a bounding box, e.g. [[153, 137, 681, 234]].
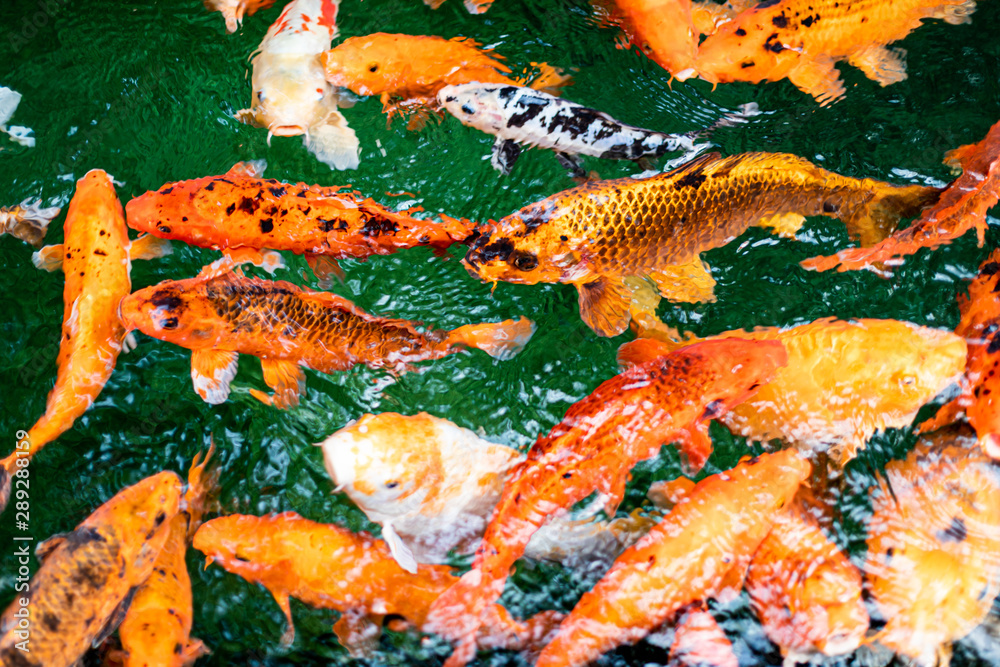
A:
[[116, 449, 217, 667], [669, 605, 739, 667], [865, 427, 1000, 666], [803, 118, 1000, 273], [192, 512, 554, 655], [745, 498, 868, 660], [620, 318, 966, 464], [0, 171, 170, 513], [120, 270, 534, 409], [125, 161, 476, 280], [425, 338, 787, 667], [0, 471, 183, 667], [921, 249, 1000, 459], [694, 0, 977, 105], [464, 151, 940, 336], [531, 450, 810, 667], [320, 33, 571, 124], [0, 198, 59, 247], [236, 0, 360, 170], [204, 0, 276, 32]]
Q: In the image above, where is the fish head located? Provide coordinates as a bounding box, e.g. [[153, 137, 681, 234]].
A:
[[462, 206, 590, 286], [119, 280, 226, 348], [193, 514, 269, 565], [867, 324, 966, 416], [437, 84, 510, 133], [320, 34, 404, 97], [125, 179, 221, 244], [686, 337, 789, 401], [251, 51, 329, 137], [320, 413, 446, 519], [695, 14, 798, 85]]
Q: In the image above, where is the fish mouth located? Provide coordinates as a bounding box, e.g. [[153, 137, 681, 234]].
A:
[[268, 125, 306, 137]]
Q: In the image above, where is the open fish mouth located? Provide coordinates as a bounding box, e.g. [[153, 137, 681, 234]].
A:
[[268, 125, 306, 137]]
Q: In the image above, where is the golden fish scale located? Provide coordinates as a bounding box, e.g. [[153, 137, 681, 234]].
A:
[[542, 154, 875, 273]]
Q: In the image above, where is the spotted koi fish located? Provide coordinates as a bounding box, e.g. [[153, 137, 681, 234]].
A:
[[619, 318, 966, 464], [125, 161, 477, 281], [531, 450, 810, 667], [424, 338, 788, 667], [204, 0, 276, 32], [0, 171, 169, 514], [464, 151, 941, 336], [436, 83, 729, 176], [192, 512, 560, 656], [921, 250, 1000, 459], [694, 0, 977, 105], [0, 471, 182, 667], [865, 427, 1000, 666], [803, 118, 1000, 272], [120, 270, 534, 409], [0, 198, 59, 248]]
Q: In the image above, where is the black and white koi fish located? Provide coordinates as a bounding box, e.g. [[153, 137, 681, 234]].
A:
[[437, 83, 757, 176]]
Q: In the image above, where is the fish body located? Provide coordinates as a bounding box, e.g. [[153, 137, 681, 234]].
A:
[[464, 151, 941, 336], [865, 427, 1000, 665], [922, 249, 1000, 458], [605, 0, 699, 76], [191, 512, 535, 654], [119, 271, 534, 409], [236, 0, 360, 170], [533, 450, 811, 667], [437, 83, 700, 176], [619, 318, 966, 464], [0, 171, 170, 513], [745, 500, 868, 660], [320, 411, 659, 572], [0, 198, 59, 248], [694, 0, 977, 105], [0, 471, 183, 667], [425, 338, 788, 667], [204, 0, 276, 32], [803, 118, 1000, 272], [125, 161, 476, 265]]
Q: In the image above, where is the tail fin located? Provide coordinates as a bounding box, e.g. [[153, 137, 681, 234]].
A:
[[184, 442, 220, 537], [521, 63, 573, 97], [447, 317, 535, 359], [844, 183, 942, 247], [1, 200, 58, 248], [32, 244, 64, 272]]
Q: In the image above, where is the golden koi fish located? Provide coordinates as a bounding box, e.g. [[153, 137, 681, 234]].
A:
[[464, 151, 940, 336]]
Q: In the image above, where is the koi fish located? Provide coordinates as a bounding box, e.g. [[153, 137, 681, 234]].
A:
[[464, 151, 940, 336], [116, 449, 217, 667], [803, 118, 1000, 273], [921, 250, 1000, 459], [320, 34, 571, 125], [437, 83, 712, 177], [320, 411, 658, 573], [865, 427, 1000, 666], [668, 604, 739, 667], [619, 318, 966, 464], [0, 198, 59, 247], [192, 512, 555, 655], [693, 0, 977, 105], [531, 450, 811, 667], [0, 85, 35, 147], [0, 471, 183, 667], [0, 171, 170, 514], [236, 0, 360, 170], [601, 0, 699, 76], [425, 338, 788, 667], [204, 0, 276, 32], [125, 161, 477, 281], [745, 498, 868, 661], [120, 270, 534, 409]]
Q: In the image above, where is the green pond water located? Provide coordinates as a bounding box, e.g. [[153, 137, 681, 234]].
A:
[[1, 0, 1000, 664]]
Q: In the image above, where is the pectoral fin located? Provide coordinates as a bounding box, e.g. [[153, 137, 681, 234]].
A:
[[196, 248, 285, 279], [305, 253, 345, 288], [332, 610, 383, 657], [235, 108, 265, 127], [577, 277, 633, 337], [251, 359, 306, 409], [647, 477, 695, 510], [648, 257, 717, 303], [129, 234, 173, 261], [306, 110, 360, 171], [848, 45, 907, 87], [757, 212, 806, 240], [32, 243, 64, 272], [35, 532, 69, 561], [676, 421, 713, 475], [556, 151, 587, 179], [225, 160, 268, 178], [491, 138, 521, 174], [786, 55, 845, 107], [272, 590, 296, 646], [382, 521, 419, 574], [191, 349, 239, 404], [616, 337, 675, 370]]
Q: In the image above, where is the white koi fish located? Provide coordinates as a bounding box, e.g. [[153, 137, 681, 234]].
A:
[[236, 0, 360, 170], [319, 412, 656, 573]]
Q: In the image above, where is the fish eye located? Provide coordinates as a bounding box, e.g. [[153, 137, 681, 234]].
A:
[[461, 104, 475, 115], [385, 480, 399, 489], [368, 64, 379, 73], [161, 317, 179, 330], [257, 90, 265, 102], [512, 252, 538, 271]]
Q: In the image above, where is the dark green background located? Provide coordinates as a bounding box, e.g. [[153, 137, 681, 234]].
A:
[[1, 0, 999, 664]]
